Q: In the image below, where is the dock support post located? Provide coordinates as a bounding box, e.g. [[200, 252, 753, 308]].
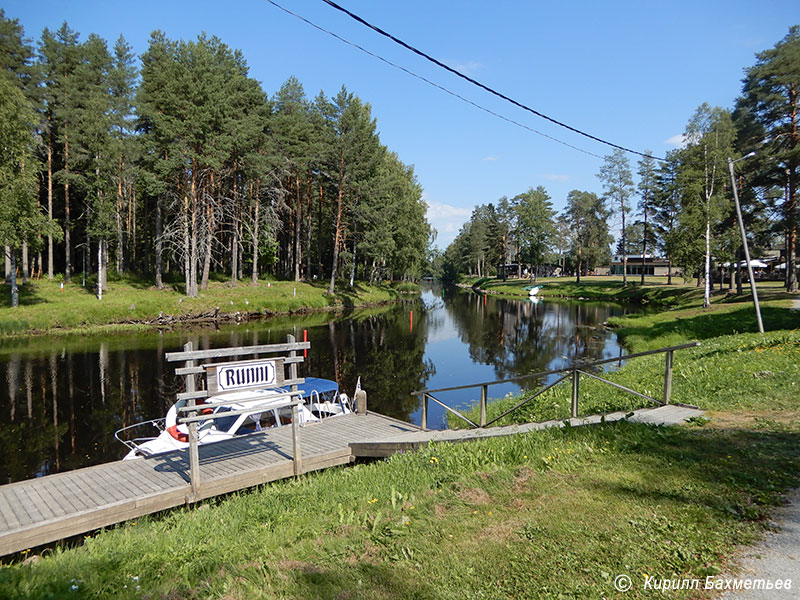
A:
[[479, 385, 488, 427], [355, 389, 367, 415], [663, 350, 673, 405], [420, 394, 428, 430], [184, 341, 200, 500], [570, 369, 580, 418], [287, 334, 303, 477]]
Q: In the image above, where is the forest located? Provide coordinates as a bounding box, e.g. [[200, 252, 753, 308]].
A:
[[0, 12, 432, 303], [441, 26, 799, 300]]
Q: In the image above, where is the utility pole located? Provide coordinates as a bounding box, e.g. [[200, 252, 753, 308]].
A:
[[727, 154, 764, 333]]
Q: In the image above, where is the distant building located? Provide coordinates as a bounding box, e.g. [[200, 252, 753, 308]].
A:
[[608, 255, 678, 277]]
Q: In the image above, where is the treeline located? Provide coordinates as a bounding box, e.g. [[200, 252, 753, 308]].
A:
[[0, 12, 431, 302], [442, 26, 799, 301]]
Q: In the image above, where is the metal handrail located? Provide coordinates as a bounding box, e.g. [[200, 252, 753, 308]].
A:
[[413, 342, 700, 430]]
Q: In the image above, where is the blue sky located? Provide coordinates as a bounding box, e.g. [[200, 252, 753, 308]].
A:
[[4, 1, 796, 248]]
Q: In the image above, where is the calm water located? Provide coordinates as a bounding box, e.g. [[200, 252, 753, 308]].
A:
[[0, 285, 639, 483]]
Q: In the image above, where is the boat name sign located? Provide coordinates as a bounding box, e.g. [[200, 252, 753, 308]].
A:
[[206, 358, 285, 393]]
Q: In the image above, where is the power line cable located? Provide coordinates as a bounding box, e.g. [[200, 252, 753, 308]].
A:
[[265, 0, 605, 159], [318, 0, 663, 162]]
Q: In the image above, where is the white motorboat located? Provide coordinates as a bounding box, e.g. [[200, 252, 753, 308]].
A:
[[116, 377, 351, 459], [524, 285, 541, 297]]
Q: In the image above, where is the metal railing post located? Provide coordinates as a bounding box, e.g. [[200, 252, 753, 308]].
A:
[[184, 341, 200, 499], [663, 350, 673, 405], [420, 394, 428, 430], [571, 368, 580, 418], [479, 385, 488, 427]]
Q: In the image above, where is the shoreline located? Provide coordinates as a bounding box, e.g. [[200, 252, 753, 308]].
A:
[[0, 278, 419, 339]]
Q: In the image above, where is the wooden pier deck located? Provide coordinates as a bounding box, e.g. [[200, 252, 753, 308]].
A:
[[0, 404, 702, 556], [0, 412, 418, 556]]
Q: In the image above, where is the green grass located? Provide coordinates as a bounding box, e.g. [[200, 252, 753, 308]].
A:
[[3, 421, 799, 599], [457, 328, 800, 428], [0, 276, 408, 337], [470, 275, 797, 310]]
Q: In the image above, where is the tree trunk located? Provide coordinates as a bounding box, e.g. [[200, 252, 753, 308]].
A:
[[640, 194, 648, 285], [294, 176, 301, 282], [328, 155, 346, 295], [251, 181, 260, 284], [703, 218, 711, 308], [576, 243, 582, 284], [9, 249, 18, 308], [305, 177, 312, 280], [349, 237, 356, 288], [787, 168, 797, 292], [64, 136, 72, 283], [155, 194, 163, 289], [182, 169, 192, 296], [21, 241, 28, 284], [620, 205, 627, 287], [200, 175, 215, 291], [116, 155, 124, 274], [47, 132, 54, 280], [4, 245, 10, 283], [97, 241, 103, 300], [317, 183, 324, 279]]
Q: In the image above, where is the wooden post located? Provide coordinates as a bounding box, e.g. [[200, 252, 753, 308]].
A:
[[185, 341, 200, 499], [570, 369, 580, 418], [420, 393, 428, 430], [287, 334, 303, 477], [479, 384, 488, 427], [663, 350, 673, 405], [355, 389, 367, 414]]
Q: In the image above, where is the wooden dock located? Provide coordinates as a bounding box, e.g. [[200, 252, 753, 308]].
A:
[[0, 404, 702, 557], [0, 412, 418, 556]]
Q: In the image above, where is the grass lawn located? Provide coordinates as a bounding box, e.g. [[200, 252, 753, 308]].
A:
[[0, 276, 416, 337], [3, 421, 799, 599]]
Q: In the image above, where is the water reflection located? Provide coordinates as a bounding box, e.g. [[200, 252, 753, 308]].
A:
[[0, 284, 637, 482]]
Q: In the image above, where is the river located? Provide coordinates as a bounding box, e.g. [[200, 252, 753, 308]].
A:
[[0, 284, 639, 483]]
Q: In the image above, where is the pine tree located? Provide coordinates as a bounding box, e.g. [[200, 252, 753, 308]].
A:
[[597, 149, 634, 286], [637, 152, 657, 284], [0, 73, 58, 306], [739, 26, 800, 292]]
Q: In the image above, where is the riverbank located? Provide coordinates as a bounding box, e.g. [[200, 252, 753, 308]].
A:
[[468, 274, 800, 309], [0, 277, 418, 337]]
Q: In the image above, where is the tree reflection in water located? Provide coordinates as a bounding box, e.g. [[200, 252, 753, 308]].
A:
[[0, 285, 637, 482]]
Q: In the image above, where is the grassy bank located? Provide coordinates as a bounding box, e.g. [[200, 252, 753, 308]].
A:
[[0, 277, 417, 337], [4, 421, 800, 599], [469, 274, 797, 310]]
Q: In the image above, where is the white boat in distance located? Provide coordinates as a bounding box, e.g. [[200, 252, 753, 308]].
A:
[[115, 378, 351, 460], [523, 285, 541, 297]]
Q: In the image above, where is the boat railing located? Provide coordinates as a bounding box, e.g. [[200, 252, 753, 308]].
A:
[[410, 341, 701, 430], [114, 418, 167, 454]]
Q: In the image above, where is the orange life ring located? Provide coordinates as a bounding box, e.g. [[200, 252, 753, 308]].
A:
[[167, 425, 189, 443]]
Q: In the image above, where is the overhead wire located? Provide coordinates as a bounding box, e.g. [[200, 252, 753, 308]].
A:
[[318, 0, 664, 162], [265, 0, 606, 159]]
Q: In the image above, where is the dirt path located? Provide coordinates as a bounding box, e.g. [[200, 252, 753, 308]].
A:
[[720, 488, 800, 599]]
